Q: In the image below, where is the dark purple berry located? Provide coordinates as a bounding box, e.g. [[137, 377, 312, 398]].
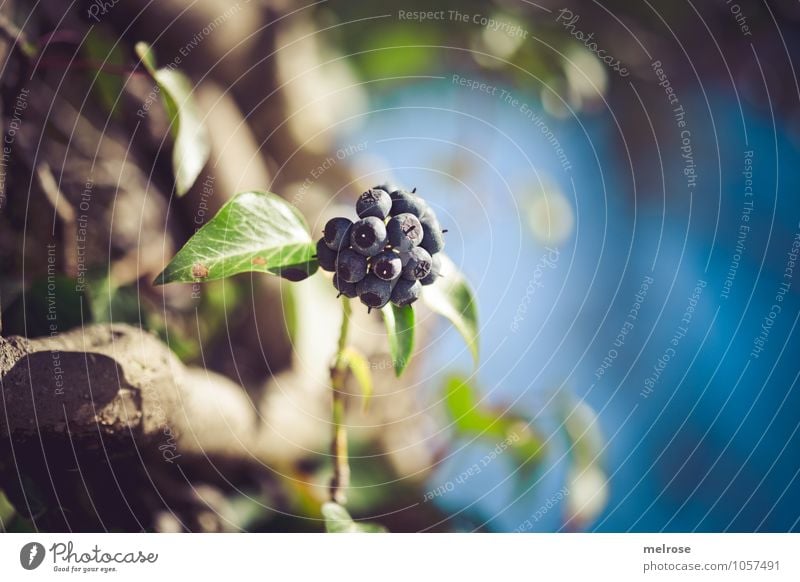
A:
[[350, 216, 387, 256], [391, 278, 421, 306], [316, 238, 338, 272], [387, 213, 423, 252], [333, 274, 358, 298], [401, 246, 432, 281], [389, 190, 427, 217], [373, 182, 398, 195], [356, 188, 392, 219], [420, 254, 442, 286], [420, 216, 445, 254], [371, 250, 402, 281], [420, 205, 437, 221], [336, 249, 367, 283], [324, 217, 353, 251], [356, 274, 394, 310], [277, 264, 315, 281]]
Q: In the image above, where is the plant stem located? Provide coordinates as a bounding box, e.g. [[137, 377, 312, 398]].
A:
[[329, 296, 352, 504]]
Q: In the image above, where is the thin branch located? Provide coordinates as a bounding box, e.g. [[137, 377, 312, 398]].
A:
[[329, 296, 352, 504]]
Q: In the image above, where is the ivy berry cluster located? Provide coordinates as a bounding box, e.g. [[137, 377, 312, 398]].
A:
[[316, 184, 446, 310]]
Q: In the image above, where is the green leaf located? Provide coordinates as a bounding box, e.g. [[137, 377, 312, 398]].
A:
[[444, 375, 546, 467], [136, 41, 157, 69], [341, 347, 373, 411], [321, 502, 387, 533], [135, 42, 210, 196], [381, 304, 414, 377], [422, 254, 479, 366], [444, 375, 503, 438], [560, 394, 608, 527], [154, 190, 317, 285]]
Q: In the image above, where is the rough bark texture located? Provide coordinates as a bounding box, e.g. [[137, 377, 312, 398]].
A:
[[0, 324, 271, 531]]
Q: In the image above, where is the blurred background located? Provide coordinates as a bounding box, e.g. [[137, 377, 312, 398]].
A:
[[1, 0, 800, 532]]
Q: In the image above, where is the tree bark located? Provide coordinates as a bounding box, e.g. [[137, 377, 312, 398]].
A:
[[0, 323, 274, 530]]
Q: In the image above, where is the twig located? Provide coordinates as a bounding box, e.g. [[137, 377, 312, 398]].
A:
[[37, 163, 78, 278], [329, 296, 352, 504], [0, 12, 37, 58]]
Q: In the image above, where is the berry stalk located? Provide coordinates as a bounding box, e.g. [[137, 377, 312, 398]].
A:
[[329, 295, 352, 504]]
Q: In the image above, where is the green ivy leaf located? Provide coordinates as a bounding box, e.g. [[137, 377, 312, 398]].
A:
[[341, 347, 374, 411], [135, 42, 210, 196], [322, 502, 387, 533], [381, 304, 414, 377], [154, 190, 317, 285], [422, 254, 479, 366]]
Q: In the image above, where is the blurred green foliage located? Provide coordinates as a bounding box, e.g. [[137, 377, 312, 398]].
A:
[[82, 27, 126, 117], [317, 0, 566, 91], [444, 374, 546, 470]]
